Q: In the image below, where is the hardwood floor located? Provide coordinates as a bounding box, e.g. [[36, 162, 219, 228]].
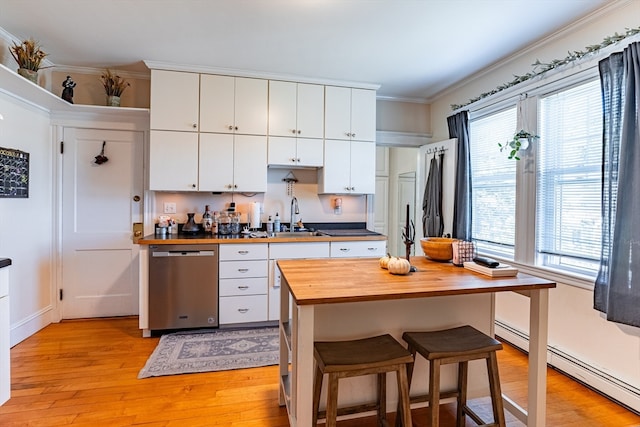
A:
[[1, 317, 638, 426]]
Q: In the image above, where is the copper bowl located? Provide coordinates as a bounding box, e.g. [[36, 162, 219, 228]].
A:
[[420, 237, 456, 262]]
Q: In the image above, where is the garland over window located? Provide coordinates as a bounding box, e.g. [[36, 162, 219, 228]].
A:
[[451, 27, 640, 111]]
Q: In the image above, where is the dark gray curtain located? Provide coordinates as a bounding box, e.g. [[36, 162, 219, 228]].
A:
[[594, 42, 640, 328], [422, 155, 443, 237], [447, 111, 471, 240]]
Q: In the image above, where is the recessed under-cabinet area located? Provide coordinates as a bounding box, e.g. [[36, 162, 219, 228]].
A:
[[147, 68, 378, 194]]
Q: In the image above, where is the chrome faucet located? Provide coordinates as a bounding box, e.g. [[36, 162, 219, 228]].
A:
[[291, 197, 300, 230]]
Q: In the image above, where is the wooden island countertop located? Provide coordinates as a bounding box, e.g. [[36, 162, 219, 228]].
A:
[[277, 256, 556, 427], [277, 256, 556, 306]]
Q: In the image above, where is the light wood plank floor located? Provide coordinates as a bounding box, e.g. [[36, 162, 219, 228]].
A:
[[1, 317, 638, 426]]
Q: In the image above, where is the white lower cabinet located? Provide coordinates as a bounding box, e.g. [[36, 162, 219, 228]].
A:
[[268, 242, 330, 321], [0, 264, 10, 406], [330, 240, 387, 258], [219, 244, 268, 325]]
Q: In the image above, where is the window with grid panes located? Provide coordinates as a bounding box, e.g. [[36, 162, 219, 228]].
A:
[[536, 79, 602, 275], [469, 107, 517, 258]]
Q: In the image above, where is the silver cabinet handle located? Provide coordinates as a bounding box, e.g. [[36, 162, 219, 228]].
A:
[[339, 248, 350, 252], [238, 268, 249, 273], [238, 285, 249, 290], [238, 250, 249, 255], [238, 308, 249, 313]]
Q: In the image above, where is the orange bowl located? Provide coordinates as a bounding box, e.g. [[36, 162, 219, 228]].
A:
[[420, 237, 456, 261]]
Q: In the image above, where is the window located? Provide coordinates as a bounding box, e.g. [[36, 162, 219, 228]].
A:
[[537, 79, 603, 275], [469, 107, 517, 258]]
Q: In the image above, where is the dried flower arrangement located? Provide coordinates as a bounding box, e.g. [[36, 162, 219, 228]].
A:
[[9, 38, 47, 71], [101, 69, 130, 96]]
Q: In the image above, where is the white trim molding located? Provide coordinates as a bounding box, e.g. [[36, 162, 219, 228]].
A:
[[376, 130, 432, 147]]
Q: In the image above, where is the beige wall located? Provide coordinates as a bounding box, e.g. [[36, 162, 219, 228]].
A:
[[429, 0, 640, 141], [50, 69, 150, 109], [376, 99, 430, 134]]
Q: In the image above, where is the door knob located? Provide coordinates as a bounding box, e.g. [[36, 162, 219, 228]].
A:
[[133, 195, 140, 202]]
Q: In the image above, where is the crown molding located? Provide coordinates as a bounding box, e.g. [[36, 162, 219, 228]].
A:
[[143, 60, 381, 90], [376, 131, 432, 147], [376, 95, 429, 104]]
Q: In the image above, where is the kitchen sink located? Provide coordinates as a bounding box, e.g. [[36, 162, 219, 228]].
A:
[[273, 231, 324, 238]]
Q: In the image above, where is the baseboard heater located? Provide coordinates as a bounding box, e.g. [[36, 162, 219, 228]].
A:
[[494, 319, 640, 415]]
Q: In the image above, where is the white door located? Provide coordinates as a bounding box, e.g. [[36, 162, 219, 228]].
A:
[[61, 128, 144, 319], [396, 172, 416, 257], [416, 138, 458, 245]]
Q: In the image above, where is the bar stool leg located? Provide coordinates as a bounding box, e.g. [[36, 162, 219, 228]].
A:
[[429, 358, 441, 427], [395, 347, 417, 427], [456, 361, 468, 427], [377, 372, 387, 426], [396, 365, 412, 427], [326, 373, 339, 427], [487, 352, 507, 427], [313, 365, 323, 426]]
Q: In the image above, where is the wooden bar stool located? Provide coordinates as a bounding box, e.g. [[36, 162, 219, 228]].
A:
[[400, 325, 506, 427], [313, 334, 414, 427]]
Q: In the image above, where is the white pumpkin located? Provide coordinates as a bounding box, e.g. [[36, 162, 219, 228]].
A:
[[379, 253, 392, 269], [388, 257, 411, 275]]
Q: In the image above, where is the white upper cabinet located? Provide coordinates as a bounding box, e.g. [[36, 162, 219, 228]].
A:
[[150, 70, 200, 132], [318, 139, 375, 194], [199, 133, 267, 193], [268, 81, 324, 139], [324, 86, 376, 142], [200, 75, 268, 135], [149, 130, 199, 191], [268, 136, 324, 167]]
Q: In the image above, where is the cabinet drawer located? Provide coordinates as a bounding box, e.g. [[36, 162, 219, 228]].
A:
[[330, 240, 386, 258], [219, 260, 268, 279], [220, 243, 268, 261], [219, 277, 268, 297], [219, 295, 268, 324], [269, 242, 330, 259]]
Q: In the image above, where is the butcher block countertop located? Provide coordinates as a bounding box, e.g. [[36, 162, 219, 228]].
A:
[[138, 233, 386, 245], [277, 256, 556, 306]]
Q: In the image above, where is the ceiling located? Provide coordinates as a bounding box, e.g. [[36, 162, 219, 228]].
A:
[[0, 0, 613, 101]]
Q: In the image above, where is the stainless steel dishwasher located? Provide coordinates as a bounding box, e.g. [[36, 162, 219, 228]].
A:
[[148, 244, 219, 330]]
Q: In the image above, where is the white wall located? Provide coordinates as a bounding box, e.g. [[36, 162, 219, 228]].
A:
[[0, 94, 55, 346], [429, 0, 640, 411]]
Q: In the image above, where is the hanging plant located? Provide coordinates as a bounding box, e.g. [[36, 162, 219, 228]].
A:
[[498, 130, 538, 160]]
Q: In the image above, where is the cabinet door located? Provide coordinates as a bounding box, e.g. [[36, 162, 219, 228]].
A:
[[350, 141, 376, 194], [324, 86, 352, 140], [199, 74, 235, 133], [296, 83, 324, 139], [350, 88, 376, 142], [268, 81, 297, 137], [199, 133, 234, 191], [319, 139, 351, 193], [150, 70, 199, 132], [149, 130, 198, 191], [233, 135, 267, 192], [268, 136, 297, 166], [296, 138, 324, 167], [235, 77, 268, 135]]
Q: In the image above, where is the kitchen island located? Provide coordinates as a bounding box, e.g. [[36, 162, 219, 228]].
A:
[[277, 257, 556, 427]]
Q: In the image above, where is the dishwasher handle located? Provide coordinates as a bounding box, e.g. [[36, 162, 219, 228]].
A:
[[152, 250, 216, 257]]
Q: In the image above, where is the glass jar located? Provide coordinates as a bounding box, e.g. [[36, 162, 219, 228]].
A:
[[218, 212, 231, 235], [230, 212, 241, 234]]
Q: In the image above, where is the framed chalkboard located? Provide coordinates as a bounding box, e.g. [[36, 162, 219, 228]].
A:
[[0, 147, 29, 198]]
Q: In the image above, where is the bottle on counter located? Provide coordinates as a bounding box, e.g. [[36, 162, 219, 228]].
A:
[[212, 211, 219, 235], [202, 205, 213, 234], [266, 215, 274, 234], [274, 212, 281, 232]]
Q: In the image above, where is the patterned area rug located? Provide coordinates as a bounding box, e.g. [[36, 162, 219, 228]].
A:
[[138, 327, 279, 379]]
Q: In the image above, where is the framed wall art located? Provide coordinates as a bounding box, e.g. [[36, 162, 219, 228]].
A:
[[0, 147, 29, 198]]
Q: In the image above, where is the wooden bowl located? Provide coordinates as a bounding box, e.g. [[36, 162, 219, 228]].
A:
[[420, 237, 456, 261]]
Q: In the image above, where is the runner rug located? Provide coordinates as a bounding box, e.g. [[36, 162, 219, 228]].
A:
[[138, 326, 279, 379]]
